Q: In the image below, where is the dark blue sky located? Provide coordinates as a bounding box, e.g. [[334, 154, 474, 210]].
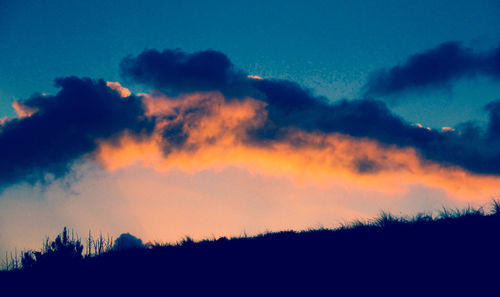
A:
[[1, 0, 500, 128]]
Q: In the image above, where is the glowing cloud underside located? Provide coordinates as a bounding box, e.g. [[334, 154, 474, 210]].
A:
[[248, 75, 263, 80], [12, 100, 37, 118], [96, 91, 500, 201], [106, 81, 132, 97]]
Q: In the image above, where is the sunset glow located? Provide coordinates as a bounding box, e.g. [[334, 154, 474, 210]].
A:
[[2, 1, 500, 269], [95, 90, 500, 201]]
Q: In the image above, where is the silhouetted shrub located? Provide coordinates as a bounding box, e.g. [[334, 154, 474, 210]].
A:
[[113, 233, 144, 251], [21, 227, 83, 269]]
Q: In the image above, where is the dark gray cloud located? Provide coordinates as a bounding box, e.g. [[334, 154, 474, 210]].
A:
[[120, 49, 247, 95], [364, 41, 500, 98], [0, 77, 153, 188], [485, 100, 500, 139]]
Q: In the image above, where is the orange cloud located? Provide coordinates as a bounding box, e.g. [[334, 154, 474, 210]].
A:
[[95, 91, 500, 201], [0, 116, 8, 126], [107, 81, 132, 97], [12, 100, 37, 118], [248, 75, 263, 80]]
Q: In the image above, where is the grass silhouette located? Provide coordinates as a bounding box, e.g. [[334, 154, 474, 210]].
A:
[[2, 202, 500, 295]]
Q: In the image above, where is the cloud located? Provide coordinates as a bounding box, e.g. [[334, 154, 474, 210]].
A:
[[12, 100, 38, 118], [248, 75, 263, 80], [0, 117, 8, 126], [96, 91, 500, 200], [364, 41, 500, 97], [0, 77, 153, 188], [485, 100, 500, 139], [106, 81, 131, 98], [115, 48, 500, 185], [119, 49, 247, 94], [2, 48, 500, 199], [243, 78, 500, 177]]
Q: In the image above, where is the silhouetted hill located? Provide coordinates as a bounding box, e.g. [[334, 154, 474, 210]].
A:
[[2, 205, 500, 296]]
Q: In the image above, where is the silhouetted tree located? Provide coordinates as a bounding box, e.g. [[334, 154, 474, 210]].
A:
[[113, 233, 144, 251]]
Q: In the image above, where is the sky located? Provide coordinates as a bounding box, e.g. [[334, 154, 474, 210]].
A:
[[1, 0, 500, 256]]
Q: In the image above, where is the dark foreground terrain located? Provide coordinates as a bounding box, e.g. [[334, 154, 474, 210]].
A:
[[2, 204, 500, 296]]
